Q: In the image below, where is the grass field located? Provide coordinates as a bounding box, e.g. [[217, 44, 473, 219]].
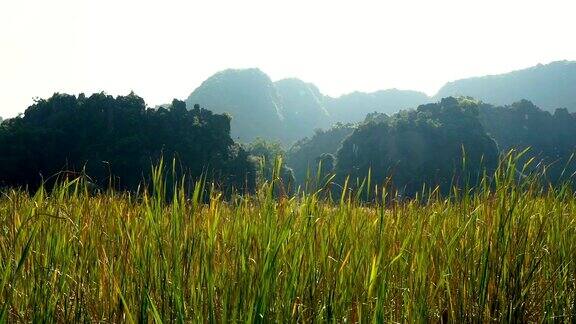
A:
[[1, 157, 576, 322]]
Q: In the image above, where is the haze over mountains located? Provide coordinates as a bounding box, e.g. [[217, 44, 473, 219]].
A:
[[185, 60, 576, 145], [435, 60, 576, 111], [3, 60, 576, 196], [186, 69, 287, 143]]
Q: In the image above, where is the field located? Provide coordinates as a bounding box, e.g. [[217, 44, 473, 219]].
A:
[[1, 159, 576, 322]]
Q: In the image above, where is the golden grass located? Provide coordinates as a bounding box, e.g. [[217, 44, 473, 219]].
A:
[[1, 156, 576, 322]]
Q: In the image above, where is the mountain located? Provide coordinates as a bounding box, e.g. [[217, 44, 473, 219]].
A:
[[185, 68, 429, 144], [435, 60, 576, 112], [324, 89, 430, 123], [186, 68, 286, 143], [185, 60, 576, 145], [274, 78, 331, 142], [186, 69, 332, 144]]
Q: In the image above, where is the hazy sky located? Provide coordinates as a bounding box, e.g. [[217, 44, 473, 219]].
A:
[[1, 0, 575, 118]]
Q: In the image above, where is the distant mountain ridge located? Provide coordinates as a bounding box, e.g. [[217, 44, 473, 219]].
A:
[[274, 78, 331, 140], [185, 60, 576, 144], [324, 89, 430, 123], [186, 68, 286, 143], [185, 69, 432, 144], [435, 60, 576, 111]]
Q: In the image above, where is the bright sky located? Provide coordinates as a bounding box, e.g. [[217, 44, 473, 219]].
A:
[[1, 0, 575, 118]]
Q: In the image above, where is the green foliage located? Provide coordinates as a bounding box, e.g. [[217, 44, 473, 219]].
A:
[[246, 138, 294, 193], [181, 62, 576, 149], [286, 123, 355, 185], [1, 156, 576, 322], [0, 93, 256, 192], [478, 99, 576, 183], [335, 97, 499, 197], [363, 111, 391, 124]]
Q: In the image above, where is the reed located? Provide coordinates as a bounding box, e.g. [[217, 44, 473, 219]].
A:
[[1, 154, 575, 322]]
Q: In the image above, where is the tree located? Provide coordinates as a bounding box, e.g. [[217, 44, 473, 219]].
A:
[[286, 123, 355, 185], [0, 93, 256, 193], [246, 138, 294, 193], [478, 99, 576, 183], [335, 97, 499, 198]]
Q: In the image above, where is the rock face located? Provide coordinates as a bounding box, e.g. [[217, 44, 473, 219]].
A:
[[186, 69, 432, 145], [435, 60, 576, 112], [324, 89, 431, 124], [275, 78, 331, 143], [186, 68, 286, 143], [185, 60, 576, 145]]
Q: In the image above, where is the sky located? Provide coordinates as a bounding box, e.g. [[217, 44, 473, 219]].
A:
[[1, 0, 575, 119]]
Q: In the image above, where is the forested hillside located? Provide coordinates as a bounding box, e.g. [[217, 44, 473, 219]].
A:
[[334, 97, 499, 197], [0, 93, 256, 191], [478, 99, 576, 182], [3, 62, 576, 195], [283, 97, 576, 196], [286, 123, 355, 184]]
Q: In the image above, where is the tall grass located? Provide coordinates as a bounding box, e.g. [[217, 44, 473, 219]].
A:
[[1, 154, 575, 322]]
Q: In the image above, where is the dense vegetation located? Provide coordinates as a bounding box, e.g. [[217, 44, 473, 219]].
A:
[[0, 93, 255, 192], [245, 138, 295, 193], [478, 99, 576, 183], [284, 97, 576, 198], [2, 65, 576, 321], [335, 97, 499, 197], [286, 123, 355, 185], [3, 90, 575, 202], [2, 157, 576, 322]]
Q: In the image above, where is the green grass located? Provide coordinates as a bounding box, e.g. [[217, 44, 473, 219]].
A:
[[1, 155, 576, 322]]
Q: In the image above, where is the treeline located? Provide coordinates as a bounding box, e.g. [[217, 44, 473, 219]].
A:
[[335, 97, 498, 196], [1, 93, 575, 197], [287, 97, 576, 197], [0, 93, 255, 192], [479, 100, 576, 182]]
